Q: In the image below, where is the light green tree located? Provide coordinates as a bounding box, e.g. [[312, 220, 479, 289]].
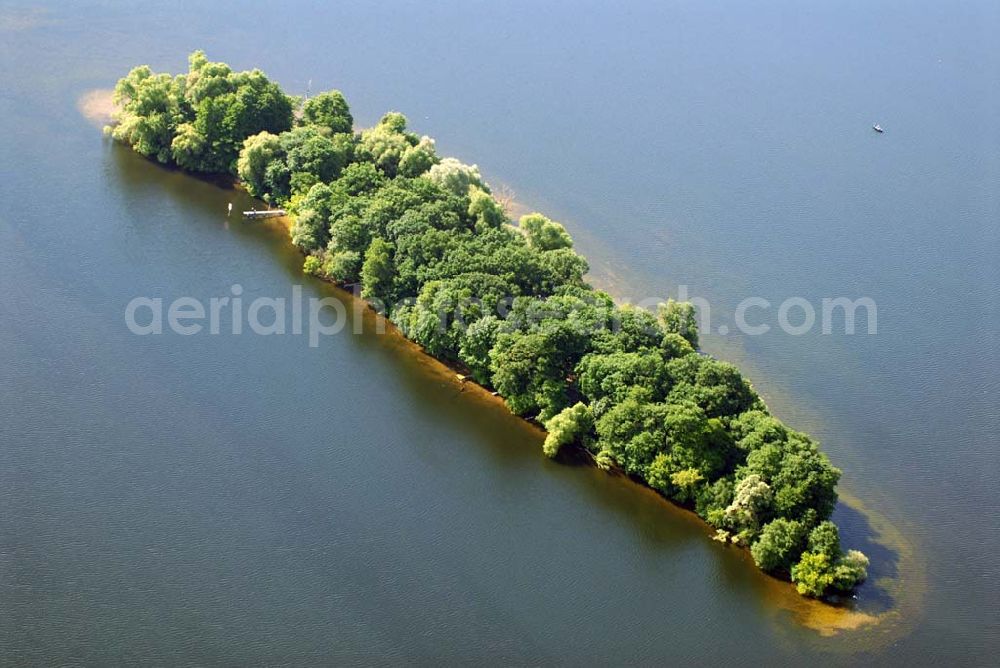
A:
[[426, 157, 488, 196], [658, 298, 699, 348], [519, 213, 573, 251], [237, 131, 282, 197], [360, 237, 395, 304], [542, 402, 594, 458]]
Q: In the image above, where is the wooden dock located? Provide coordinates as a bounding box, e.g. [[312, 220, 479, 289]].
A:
[[243, 209, 287, 219]]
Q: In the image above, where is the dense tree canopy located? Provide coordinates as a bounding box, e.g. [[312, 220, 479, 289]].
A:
[[110, 51, 293, 173], [108, 51, 868, 598]]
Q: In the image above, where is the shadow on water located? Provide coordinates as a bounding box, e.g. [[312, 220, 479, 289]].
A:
[[832, 500, 900, 614], [104, 133, 924, 645]]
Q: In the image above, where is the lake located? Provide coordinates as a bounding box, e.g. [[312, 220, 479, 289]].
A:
[[1, 0, 997, 664]]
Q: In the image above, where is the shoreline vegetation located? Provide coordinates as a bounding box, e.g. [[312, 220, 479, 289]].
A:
[[104, 51, 870, 600]]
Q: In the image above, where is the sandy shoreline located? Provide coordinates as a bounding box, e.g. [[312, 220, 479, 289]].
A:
[[77, 88, 116, 127]]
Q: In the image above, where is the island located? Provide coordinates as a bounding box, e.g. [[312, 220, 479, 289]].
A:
[[105, 51, 868, 598]]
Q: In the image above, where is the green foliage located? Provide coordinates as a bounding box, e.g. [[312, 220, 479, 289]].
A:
[[542, 402, 594, 458], [290, 182, 343, 251], [398, 278, 494, 359], [724, 473, 774, 543], [666, 354, 759, 419], [670, 468, 704, 503], [302, 255, 324, 276], [695, 478, 734, 525], [425, 157, 488, 196], [336, 162, 387, 195], [111, 66, 185, 163], [730, 410, 789, 452], [577, 350, 670, 408], [238, 131, 283, 197], [326, 250, 362, 283], [807, 521, 842, 559], [751, 518, 806, 573], [519, 213, 573, 251], [659, 298, 700, 348], [357, 112, 418, 176], [596, 393, 668, 476], [360, 237, 394, 304], [111, 51, 292, 173], [468, 187, 507, 230], [833, 550, 870, 591], [791, 551, 836, 597], [110, 51, 869, 598], [459, 315, 502, 384], [301, 90, 353, 134], [490, 329, 576, 421], [744, 433, 840, 521], [246, 126, 355, 203], [398, 136, 440, 177], [790, 522, 869, 597]]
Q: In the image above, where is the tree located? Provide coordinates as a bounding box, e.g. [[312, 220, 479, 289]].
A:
[[542, 402, 594, 458], [751, 518, 806, 573], [170, 122, 208, 171], [329, 213, 370, 257], [670, 468, 704, 503], [519, 213, 573, 251], [290, 182, 341, 251], [225, 68, 294, 141], [666, 354, 759, 419], [595, 393, 669, 476], [401, 279, 489, 359], [302, 255, 324, 276], [537, 248, 589, 289], [602, 304, 665, 353], [724, 474, 774, 543], [110, 66, 185, 163], [468, 187, 507, 230], [790, 522, 869, 596], [334, 162, 386, 195], [286, 128, 353, 186], [260, 127, 354, 201], [659, 299, 699, 348], [183, 50, 233, 105], [291, 208, 327, 252], [398, 136, 440, 177], [577, 350, 670, 408], [832, 550, 869, 591], [745, 433, 840, 521], [459, 315, 502, 384], [302, 90, 353, 134], [791, 551, 836, 597], [237, 131, 282, 197], [426, 157, 488, 196], [729, 410, 789, 452], [112, 52, 293, 174], [357, 112, 416, 176], [325, 250, 362, 283], [807, 521, 842, 559], [489, 330, 574, 421], [695, 478, 734, 526], [360, 237, 395, 304]]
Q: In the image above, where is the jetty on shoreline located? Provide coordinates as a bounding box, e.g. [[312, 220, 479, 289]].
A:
[[243, 209, 286, 219]]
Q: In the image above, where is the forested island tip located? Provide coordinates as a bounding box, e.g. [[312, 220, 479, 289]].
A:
[[105, 51, 869, 598]]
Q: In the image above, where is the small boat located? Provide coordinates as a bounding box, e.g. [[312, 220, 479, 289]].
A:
[[872, 123, 884, 133]]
